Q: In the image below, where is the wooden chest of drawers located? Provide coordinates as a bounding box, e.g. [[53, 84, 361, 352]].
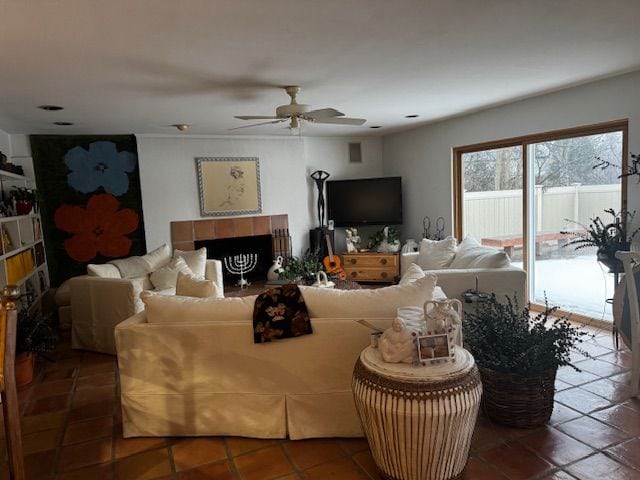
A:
[[341, 252, 399, 283]]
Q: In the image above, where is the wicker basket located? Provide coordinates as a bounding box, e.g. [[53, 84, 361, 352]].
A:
[[478, 366, 557, 428]]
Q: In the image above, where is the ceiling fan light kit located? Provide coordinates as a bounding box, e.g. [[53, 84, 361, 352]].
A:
[[233, 86, 366, 130]]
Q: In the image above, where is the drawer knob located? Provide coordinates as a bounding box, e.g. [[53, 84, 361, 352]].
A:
[[350, 271, 358, 278], [350, 258, 357, 264], [381, 271, 388, 278], [380, 258, 387, 265]]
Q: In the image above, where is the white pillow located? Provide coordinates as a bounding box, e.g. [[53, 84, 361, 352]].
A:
[[141, 291, 257, 324], [175, 271, 218, 298], [174, 248, 207, 279], [149, 256, 193, 290], [449, 236, 510, 269], [416, 237, 457, 270], [87, 263, 121, 278], [141, 244, 172, 271], [300, 274, 437, 318], [399, 263, 426, 286]]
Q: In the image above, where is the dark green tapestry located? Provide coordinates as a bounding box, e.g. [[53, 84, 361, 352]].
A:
[[30, 135, 146, 286]]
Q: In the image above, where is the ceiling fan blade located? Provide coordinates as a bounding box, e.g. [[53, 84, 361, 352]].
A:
[[305, 108, 344, 119], [313, 117, 366, 126], [228, 119, 287, 130], [234, 115, 280, 120]]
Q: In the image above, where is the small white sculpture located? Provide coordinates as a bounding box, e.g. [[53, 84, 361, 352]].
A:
[[312, 271, 335, 289], [345, 228, 361, 253], [424, 299, 463, 346], [379, 317, 417, 364], [267, 256, 285, 281], [377, 226, 400, 253]]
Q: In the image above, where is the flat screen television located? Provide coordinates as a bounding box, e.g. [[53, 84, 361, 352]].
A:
[[326, 176, 402, 227]]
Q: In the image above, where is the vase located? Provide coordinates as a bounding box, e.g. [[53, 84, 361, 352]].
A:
[[597, 243, 630, 274], [15, 352, 35, 387], [478, 366, 557, 428], [15, 200, 32, 216]]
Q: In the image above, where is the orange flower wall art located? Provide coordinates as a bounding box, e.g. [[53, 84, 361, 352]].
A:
[[54, 193, 139, 262]]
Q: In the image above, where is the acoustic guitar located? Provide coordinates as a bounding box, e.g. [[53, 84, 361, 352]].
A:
[[322, 233, 346, 279]]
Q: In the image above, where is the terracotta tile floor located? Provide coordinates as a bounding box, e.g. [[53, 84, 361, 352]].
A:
[[3, 326, 639, 480]]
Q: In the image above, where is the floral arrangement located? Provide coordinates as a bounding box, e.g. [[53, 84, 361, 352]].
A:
[[462, 294, 591, 375], [561, 208, 638, 254]]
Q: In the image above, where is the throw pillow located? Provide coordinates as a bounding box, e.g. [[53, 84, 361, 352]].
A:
[[87, 263, 121, 278], [175, 271, 218, 298], [415, 236, 457, 270], [141, 244, 172, 271], [449, 236, 510, 269], [399, 263, 426, 285], [149, 256, 193, 290], [141, 291, 257, 324], [174, 247, 207, 278], [300, 274, 437, 318]]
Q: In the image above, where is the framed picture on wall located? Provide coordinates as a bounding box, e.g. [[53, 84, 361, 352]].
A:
[[195, 157, 262, 217]]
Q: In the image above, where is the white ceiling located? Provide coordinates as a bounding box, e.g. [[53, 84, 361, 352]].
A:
[[1, 0, 639, 137]]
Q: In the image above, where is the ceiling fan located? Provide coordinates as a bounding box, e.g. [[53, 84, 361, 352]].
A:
[[231, 86, 366, 130]]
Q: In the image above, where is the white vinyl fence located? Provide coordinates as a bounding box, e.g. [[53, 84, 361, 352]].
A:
[[463, 184, 621, 240]]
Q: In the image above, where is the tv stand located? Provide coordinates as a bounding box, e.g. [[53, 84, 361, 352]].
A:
[[341, 252, 399, 283]]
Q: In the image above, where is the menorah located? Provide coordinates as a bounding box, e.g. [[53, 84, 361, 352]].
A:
[[224, 253, 258, 288]]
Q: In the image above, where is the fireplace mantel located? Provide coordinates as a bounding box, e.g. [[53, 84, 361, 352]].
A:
[[170, 214, 289, 251]]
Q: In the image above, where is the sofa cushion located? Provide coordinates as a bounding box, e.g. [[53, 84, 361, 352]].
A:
[[449, 236, 510, 269], [142, 244, 172, 271], [416, 237, 457, 270], [174, 247, 207, 278], [175, 271, 218, 298], [108, 256, 150, 279], [87, 263, 121, 278], [141, 292, 258, 324], [149, 257, 193, 290], [299, 274, 437, 318], [399, 263, 426, 285]]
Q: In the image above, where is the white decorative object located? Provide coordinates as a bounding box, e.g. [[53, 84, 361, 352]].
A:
[[401, 238, 418, 253], [377, 226, 400, 253], [378, 317, 418, 364], [345, 227, 361, 253], [424, 298, 463, 347], [267, 255, 284, 280], [224, 253, 258, 288], [312, 271, 335, 289]]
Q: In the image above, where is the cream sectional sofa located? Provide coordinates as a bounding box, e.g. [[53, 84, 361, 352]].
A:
[[70, 245, 224, 355], [115, 276, 442, 440], [401, 236, 526, 305]]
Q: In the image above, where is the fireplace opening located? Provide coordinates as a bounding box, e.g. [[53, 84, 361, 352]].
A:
[[195, 235, 273, 285]]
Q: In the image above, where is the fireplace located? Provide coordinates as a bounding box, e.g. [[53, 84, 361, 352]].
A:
[[195, 235, 273, 284], [170, 214, 290, 285]]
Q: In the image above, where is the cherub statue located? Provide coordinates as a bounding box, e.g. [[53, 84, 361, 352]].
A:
[[345, 228, 361, 253], [379, 317, 417, 364]]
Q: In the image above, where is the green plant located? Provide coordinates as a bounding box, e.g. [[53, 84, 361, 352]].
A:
[[462, 294, 591, 375], [278, 248, 322, 284], [368, 226, 400, 250], [16, 308, 57, 356], [561, 208, 639, 254]]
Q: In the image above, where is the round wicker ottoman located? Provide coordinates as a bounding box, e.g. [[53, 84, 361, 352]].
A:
[[352, 346, 482, 480]]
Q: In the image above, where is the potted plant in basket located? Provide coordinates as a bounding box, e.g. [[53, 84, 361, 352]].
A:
[[463, 294, 591, 428], [8, 187, 38, 216], [278, 248, 323, 285], [561, 208, 639, 274], [15, 308, 57, 387]]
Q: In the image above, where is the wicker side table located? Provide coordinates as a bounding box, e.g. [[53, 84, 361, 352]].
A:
[[352, 346, 481, 480]]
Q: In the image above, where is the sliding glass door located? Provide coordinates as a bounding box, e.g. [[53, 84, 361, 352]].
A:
[[454, 121, 627, 321]]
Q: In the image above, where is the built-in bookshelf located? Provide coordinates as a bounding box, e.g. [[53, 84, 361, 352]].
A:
[[0, 168, 48, 312]]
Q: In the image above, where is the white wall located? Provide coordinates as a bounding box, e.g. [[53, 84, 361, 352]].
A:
[[0, 129, 11, 156], [383, 70, 640, 242], [137, 135, 383, 254]]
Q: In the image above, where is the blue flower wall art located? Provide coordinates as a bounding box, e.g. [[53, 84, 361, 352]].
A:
[[64, 141, 136, 196]]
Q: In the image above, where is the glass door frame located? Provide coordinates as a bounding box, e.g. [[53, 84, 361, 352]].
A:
[[453, 119, 628, 314]]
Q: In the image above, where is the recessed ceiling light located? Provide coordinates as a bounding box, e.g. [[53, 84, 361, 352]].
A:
[[369, 126, 382, 129], [405, 114, 419, 118], [38, 105, 64, 111], [53, 121, 74, 126], [172, 124, 190, 132]]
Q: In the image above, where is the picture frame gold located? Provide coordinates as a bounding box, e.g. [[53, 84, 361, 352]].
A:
[[195, 157, 262, 217]]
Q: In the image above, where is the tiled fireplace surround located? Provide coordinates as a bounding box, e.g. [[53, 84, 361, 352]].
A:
[[170, 214, 289, 252]]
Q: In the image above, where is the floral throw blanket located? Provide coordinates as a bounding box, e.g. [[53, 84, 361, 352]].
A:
[[253, 284, 312, 343]]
